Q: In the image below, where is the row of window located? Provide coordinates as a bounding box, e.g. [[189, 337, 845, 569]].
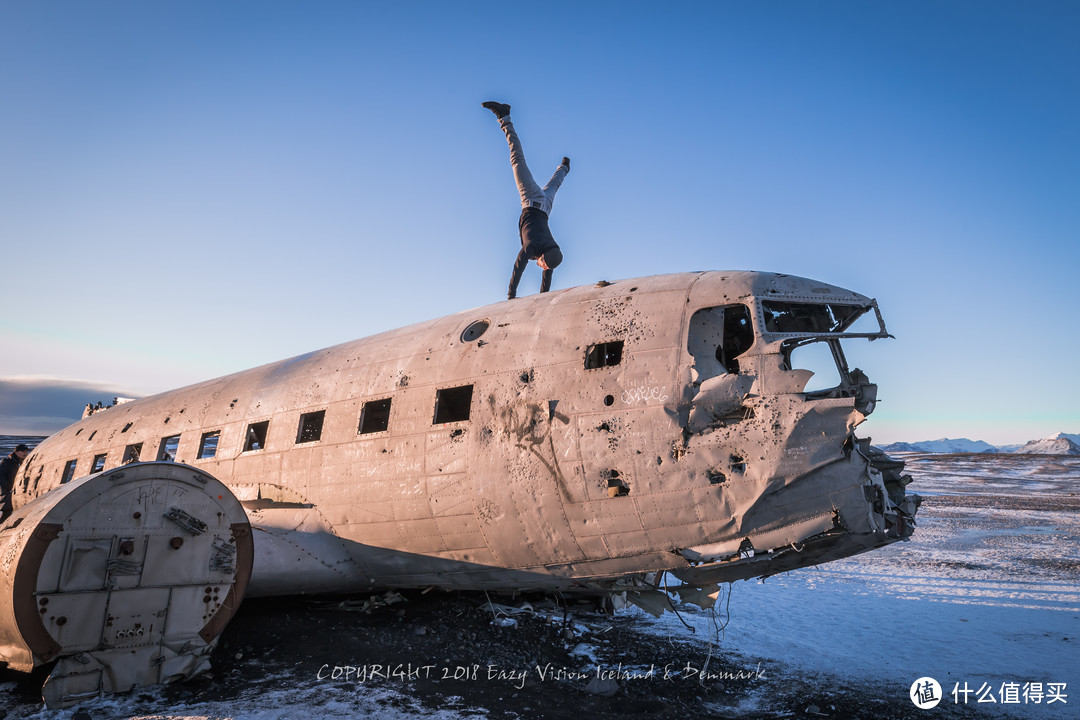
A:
[[59, 384, 475, 483], [59, 340, 632, 484]]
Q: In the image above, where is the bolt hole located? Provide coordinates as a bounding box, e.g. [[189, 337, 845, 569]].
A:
[[603, 395, 615, 406]]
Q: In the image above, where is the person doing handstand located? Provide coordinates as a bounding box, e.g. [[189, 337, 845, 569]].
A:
[[482, 101, 570, 299]]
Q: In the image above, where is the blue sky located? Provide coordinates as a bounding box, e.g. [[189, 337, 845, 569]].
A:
[[1, 1, 1077, 444]]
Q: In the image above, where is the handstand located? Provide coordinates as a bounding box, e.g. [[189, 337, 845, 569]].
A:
[[482, 101, 569, 299]]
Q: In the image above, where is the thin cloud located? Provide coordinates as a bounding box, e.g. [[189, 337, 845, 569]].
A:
[[0, 377, 141, 435]]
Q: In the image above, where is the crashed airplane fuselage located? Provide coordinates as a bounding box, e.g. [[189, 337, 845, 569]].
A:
[[1, 271, 918, 704]]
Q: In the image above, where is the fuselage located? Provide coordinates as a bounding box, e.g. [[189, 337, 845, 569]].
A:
[[13, 271, 917, 596]]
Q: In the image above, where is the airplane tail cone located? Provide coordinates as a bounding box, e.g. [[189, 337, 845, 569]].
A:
[[0, 462, 252, 708]]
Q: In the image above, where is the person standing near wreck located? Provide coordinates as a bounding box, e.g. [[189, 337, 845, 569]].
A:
[[482, 101, 569, 299], [1, 444, 30, 523]]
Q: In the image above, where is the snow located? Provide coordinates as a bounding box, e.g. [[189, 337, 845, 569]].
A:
[[880, 437, 999, 453], [879, 431, 1080, 455], [1016, 436, 1080, 455], [3, 682, 469, 720], [633, 454, 1080, 717], [4, 455, 1078, 718]]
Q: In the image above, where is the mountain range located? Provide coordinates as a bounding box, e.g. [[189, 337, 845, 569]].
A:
[[6, 432, 1080, 457], [879, 432, 1080, 455]]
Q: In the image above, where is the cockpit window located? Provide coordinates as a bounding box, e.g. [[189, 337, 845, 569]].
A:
[[762, 301, 867, 334], [782, 340, 844, 394], [688, 304, 753, 379], [779, 337, 875, 410]]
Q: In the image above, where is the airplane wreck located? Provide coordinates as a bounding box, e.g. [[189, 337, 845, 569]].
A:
[[0, 271, 919, 707]]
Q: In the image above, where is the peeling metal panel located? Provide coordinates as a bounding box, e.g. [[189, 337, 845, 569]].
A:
[[0, 462, 251, 707], [12, 270, 918, 621], [2, 271, 926, 711]]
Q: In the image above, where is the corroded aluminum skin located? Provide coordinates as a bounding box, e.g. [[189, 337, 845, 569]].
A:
[[11, 271, 918, 598], [0, 462, 251, 706]]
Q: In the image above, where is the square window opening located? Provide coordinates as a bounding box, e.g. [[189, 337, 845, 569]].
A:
[[585, 341, 624, 369], [688, 304, 754, 379], [91, 454, 107, 473], [297, 410, 326, 443], [198, 431, 221, 460], [359, 398, 392, 435], [433, 385, 473, 424], [123, 443, 143, 464], [61, 459, 77, 484], [159, 435, 180, 461], [244, 421, 269, 452]]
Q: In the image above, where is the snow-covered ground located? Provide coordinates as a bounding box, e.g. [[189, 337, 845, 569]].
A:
[[635, 452, 1080, 717], [3, 453, 1077, 718]]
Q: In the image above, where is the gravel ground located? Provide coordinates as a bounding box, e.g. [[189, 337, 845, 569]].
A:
[[4, 452, 1076, 720]]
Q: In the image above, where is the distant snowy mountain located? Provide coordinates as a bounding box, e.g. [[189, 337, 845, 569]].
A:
[[879, 432, 1080, 455], [879, 438, 999, 454], [1014, 432, 1080, 456]]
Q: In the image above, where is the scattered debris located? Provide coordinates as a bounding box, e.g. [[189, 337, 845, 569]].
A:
[[310, 589, 407, 614]]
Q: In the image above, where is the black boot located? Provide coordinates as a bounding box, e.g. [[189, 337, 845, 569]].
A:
[[561, 156, 570, 172], [482, 101, 511, 119]]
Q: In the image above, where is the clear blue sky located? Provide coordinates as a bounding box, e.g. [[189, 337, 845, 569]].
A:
[[1, 1, 1077, 444]]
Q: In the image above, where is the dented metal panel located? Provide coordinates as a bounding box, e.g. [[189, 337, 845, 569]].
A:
[[4, 271, 920, 704], [0, 462, 251, 707]]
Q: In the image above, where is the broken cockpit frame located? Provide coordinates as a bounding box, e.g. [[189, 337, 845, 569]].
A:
[[653, 281, 917, 616], [765, 299, 892, 414]]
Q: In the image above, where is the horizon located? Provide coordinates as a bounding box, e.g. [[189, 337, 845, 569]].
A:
[[2, 2, 1077, 446], [0, 362, 1075, 447]]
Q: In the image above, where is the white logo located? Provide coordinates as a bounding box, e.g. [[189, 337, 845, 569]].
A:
[[911, 677, 942, 709]]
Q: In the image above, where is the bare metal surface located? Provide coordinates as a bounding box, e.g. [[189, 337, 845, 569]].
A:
[[3, 270, 918, 704], [0, 462, 252, 708]]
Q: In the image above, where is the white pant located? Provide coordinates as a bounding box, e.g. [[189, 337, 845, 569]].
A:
[[499, 116, 567, 214]]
